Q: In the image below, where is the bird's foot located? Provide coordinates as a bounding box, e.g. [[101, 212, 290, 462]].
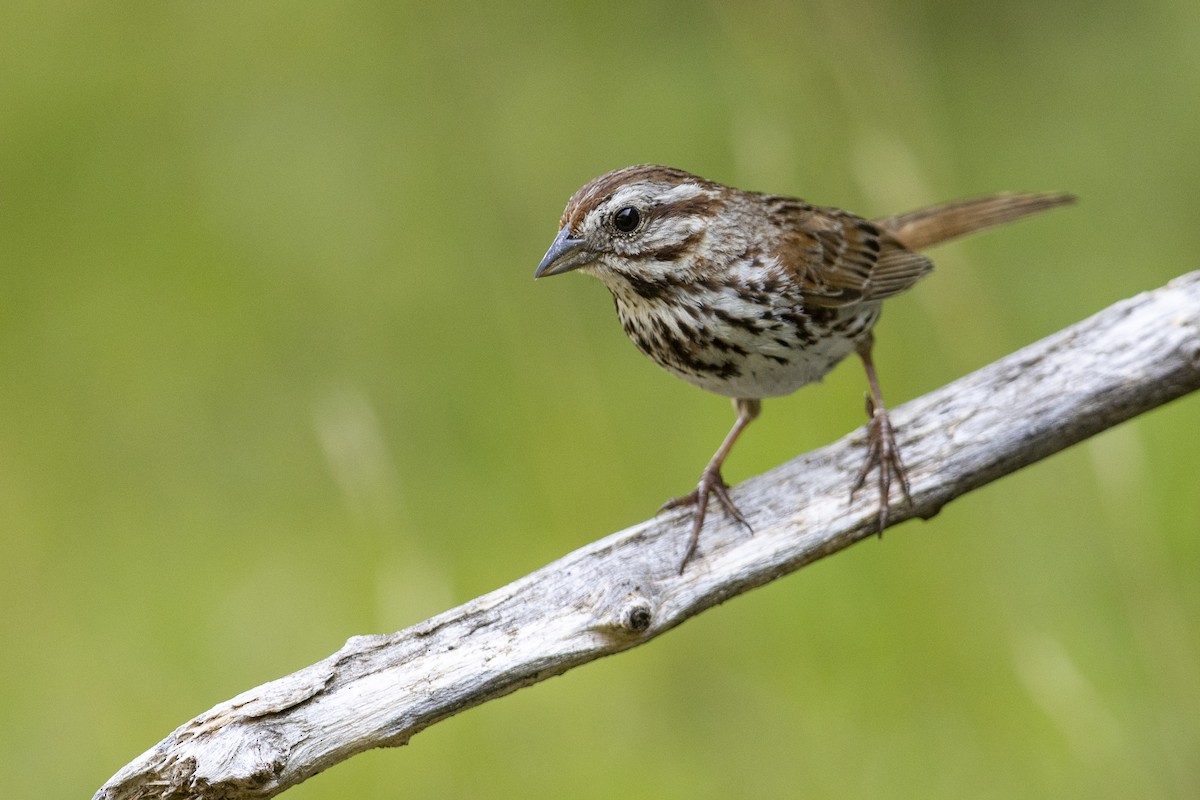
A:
[[660, 466, 752, 573], [850, 398, 913, 534]]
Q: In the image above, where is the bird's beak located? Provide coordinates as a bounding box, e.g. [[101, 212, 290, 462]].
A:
[[535, 228, 595, 278]]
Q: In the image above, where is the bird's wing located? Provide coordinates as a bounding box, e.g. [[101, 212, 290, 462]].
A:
[[771, 206, 933, 308]]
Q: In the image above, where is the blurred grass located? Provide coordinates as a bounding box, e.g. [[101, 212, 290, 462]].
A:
[[2, 1, 1198, 798]]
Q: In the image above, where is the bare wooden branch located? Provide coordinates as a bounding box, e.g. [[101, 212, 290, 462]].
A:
[[95, 272, 1200, 800]]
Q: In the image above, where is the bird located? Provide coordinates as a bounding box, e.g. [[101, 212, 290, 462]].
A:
[[534, 165, 1074, 571]]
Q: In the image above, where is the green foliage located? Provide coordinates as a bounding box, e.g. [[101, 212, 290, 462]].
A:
[[2, 2, 1198, 797]]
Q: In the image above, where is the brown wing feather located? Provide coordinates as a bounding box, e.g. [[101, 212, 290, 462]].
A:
[[771, 205, 932, 309], [771, 191, 1075, 308]]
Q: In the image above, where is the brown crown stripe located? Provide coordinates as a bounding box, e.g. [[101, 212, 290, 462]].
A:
[[564, 165, 718, 230]]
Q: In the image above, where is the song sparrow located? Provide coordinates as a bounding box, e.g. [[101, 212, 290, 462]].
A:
[[535, 165, 1073, 571]]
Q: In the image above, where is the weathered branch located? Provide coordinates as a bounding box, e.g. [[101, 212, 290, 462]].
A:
[[96, 272, 1200, 800]]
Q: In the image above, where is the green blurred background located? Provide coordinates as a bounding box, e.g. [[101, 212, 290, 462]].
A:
[[3, 1, 1199, 797]]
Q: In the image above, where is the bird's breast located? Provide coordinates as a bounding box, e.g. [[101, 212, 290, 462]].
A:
[[611, 278, 879, 399]]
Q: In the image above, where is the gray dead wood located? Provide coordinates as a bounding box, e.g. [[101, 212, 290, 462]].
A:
[[95, 272, 1200, 800]]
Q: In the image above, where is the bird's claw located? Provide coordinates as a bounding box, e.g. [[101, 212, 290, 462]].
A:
[[660, 467, 752, 573], [850, 403, 912, 535]]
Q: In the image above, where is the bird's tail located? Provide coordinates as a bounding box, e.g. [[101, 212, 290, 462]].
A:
[[876, 192, 1075, 251]]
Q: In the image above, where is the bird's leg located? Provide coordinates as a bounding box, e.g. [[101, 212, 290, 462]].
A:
[[660, 397, 761, 572], [850, 334, 912, 533]]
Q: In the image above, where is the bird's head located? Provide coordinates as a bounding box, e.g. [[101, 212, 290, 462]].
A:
[[535, 165, 731, 286]]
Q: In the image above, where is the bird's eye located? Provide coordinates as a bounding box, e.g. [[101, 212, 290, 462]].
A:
[[612, 206, 641, 233]]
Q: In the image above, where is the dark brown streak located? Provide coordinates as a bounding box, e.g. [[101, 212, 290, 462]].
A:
[[619, 272, 674, 301], [645, 230, 705, 262], [650, 195, 725, 224], [736, 288, 769, 305], [711, 307, 762, 336], [656, 327, 742, 380], [766, 197, 814, 217], [710, 336, 750, 356], [711, 360, 741, 379], [665, 333, 705, 371], [777, 310, 817, 345]]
